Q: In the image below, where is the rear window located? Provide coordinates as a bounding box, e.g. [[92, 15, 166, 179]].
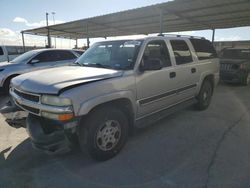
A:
[[190, 39, 217, 60], [0, 47, 3, 55], [57, 51, 77, 60]]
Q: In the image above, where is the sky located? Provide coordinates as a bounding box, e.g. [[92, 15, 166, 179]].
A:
[[0, 0, 250, 48]]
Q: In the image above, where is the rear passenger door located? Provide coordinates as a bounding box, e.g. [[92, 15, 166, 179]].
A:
[[169, 39, 199, 100], [136, 39, 178, 118]]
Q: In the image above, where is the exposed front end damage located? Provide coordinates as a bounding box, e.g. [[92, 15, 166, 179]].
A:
[[0, 100, 28, 128]]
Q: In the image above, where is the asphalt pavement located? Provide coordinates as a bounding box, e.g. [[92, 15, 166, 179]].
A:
[[0, 83, 250, 188]]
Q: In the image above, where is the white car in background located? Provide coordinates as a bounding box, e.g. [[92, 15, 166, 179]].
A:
[[0, 48, 82, 93]]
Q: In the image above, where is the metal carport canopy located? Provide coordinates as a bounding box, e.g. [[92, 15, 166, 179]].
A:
[[22, 0, 250, 39]]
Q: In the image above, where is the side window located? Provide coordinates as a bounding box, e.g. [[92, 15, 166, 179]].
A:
[[143, 40, 171, 67], [170, 40, 193, 65], [57, 51, 76, 61], [34, 51, 55, 62], [0, 47, 3, 56], [190, 39, 217, 60]]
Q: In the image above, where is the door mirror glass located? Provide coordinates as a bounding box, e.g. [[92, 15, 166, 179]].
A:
[[30, 59, 39, 64], [140, 58, 163, 71]]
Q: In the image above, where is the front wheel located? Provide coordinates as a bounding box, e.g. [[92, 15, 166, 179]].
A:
[[196, 80, 213, 110], [79, 106, 129, 161]]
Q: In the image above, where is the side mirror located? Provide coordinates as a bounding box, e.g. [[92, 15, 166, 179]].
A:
[[140, 58, 163, 71], [29, 59, 39, 64]]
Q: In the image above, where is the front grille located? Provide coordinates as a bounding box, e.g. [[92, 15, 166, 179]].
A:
[[16, 102, 40, 114], [13, 88, 41, 115], [14, 89, 40, 102], [220, 63, 232, 71]]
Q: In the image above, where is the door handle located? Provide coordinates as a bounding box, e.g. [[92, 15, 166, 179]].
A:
[[191, 68, 196, 73], [169, 72, 176, 78]]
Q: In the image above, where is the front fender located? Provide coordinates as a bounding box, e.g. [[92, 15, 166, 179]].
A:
[[77, 90, 136, 116]]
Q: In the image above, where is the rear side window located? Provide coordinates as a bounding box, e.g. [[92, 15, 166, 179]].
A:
[[0, 47, 3, 55], [57, 51, 76, 60], [143, 40, 172, 67], [190, 39, 217, 60], [170, 40, 193, 65]]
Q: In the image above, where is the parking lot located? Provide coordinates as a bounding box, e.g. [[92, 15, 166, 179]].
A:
[[0, 83, 249, 188]]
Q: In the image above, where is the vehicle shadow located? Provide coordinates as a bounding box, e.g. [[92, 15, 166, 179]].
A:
[[0, 109, 226, 188]]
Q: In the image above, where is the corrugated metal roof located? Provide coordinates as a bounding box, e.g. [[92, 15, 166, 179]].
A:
[[22, 0, 250, 39]]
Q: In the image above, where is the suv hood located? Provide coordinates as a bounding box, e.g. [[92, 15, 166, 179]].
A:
[[12, 66, 123, 94]]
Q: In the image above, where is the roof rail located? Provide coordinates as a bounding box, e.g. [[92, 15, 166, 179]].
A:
[[157, 33, 206, 40]]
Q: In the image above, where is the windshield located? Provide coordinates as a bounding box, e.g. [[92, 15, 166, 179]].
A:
[[222, 49, 250, 59], [76, 40, 142, 70], [11, 50, 38, 63]]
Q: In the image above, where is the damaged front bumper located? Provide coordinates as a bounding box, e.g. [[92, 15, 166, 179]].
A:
[[26, 114, 78, 155]]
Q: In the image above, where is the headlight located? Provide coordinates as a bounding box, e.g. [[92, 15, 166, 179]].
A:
[[41, 95, 72, 106]]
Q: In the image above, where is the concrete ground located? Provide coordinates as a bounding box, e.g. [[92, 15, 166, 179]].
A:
[[0, 83, 250, 188]]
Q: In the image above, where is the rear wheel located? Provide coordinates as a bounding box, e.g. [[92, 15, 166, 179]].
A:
[[196, 79, 213, 110], [79, 106, 129, 161]]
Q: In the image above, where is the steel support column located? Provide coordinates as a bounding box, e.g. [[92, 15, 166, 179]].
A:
[[75, 39, 78, 48], [159, 9, 163, 35], [21, 31, 26, 52], [87, 37, 90, 48], [212, 29, 215, 44]]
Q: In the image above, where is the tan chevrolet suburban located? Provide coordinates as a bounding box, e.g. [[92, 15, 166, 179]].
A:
[[5, 35, 219, 161]]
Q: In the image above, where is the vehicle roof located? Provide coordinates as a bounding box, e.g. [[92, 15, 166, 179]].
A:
[[30, 48, 76, 53], [96, 35, 208, 43]]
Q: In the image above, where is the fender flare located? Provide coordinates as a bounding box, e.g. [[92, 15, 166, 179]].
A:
[[77, 90, 136, 116]]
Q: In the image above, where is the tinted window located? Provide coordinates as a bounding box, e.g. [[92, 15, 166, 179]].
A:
[[143, 40, 171, 67], [170, 40, 193, 65], [190, 39, 217, 60], [6, 46, 18, 55], [0, 47, 3, 55], [35, 51, 56, 62], [57, 51, 76, 60]]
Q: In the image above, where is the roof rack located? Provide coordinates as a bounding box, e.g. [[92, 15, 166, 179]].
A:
[[157, 33, 206, 40]]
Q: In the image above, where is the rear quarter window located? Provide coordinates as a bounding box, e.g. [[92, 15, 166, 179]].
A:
[[190, 39, 217, 60]]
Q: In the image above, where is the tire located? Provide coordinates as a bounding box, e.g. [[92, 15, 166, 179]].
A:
[[3, 78, 11, 94], [241, 73, 250, 86], [196, 79, 213, 111], [78, 106, 129, 161]]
